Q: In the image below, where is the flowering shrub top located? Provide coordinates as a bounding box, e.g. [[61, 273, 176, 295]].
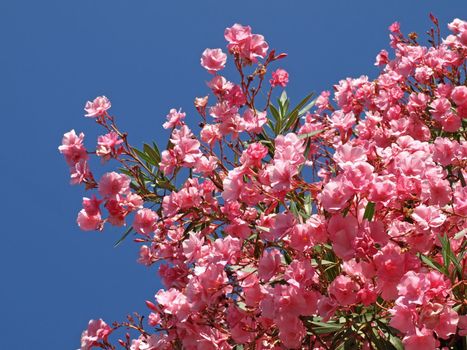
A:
[[60, 17, 466, 350]]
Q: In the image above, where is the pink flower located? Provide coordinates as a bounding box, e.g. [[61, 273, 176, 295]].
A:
[[320, 178, 353, 212], [193, 155, 218, 175], [96, 131, 122, 160], [182, 232, 204, 262], [200, 124, 221, 146], [411, 205, 446, 230], [240, 142, 268, 167], [58, 129, 88, 166], [163, 108, 186, 129], [258, 248, 282, 281], [82, 196, 101, 216], [270, 68, 289, 88], [429, 97, 451, 120], [390, 303, 417, 334], [375, 49, 389, 66], [133, 208, 158, 235], [200, 48, 227, 74], [155, 288, 190, 322], [276, 315, 306, 348], [329, 275, 360, 306], [80, 319, 112, 350], [241, 108, 267, 133], [70, 160, 92, 185], [402, 328, 437, 350], [98, 172, 131, 198], [84, 96, 111, 117], [170, 126, 202, 167], [224, 23, 268, 63], [269, 212, 295, 241], [225, 24, 252, 45], [333, 143, 367, 167], [77, 209, 102, 231], [327, 214, 357, 260]]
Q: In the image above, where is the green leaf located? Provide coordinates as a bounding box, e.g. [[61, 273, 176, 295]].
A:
[[279, 90, 288, 106], [114, 226, 134, 247], [310, 321, 343, 334], [298, 98, 317, 116], [369, 328, 398, 350], [419, 254, 444, 273], [304, 192, 312, 217], [283, 250, 293, 264], [132, 147, 153, 165], [363, 202, 376, 221], [269, 103, 281, 121], [282, 110, 299, 133], [143, 143, 161, 165], [298, 129, 324, 139], [388, 335, 404, 350], [237, 301, 247, 311], [288, 93, 314, 116]]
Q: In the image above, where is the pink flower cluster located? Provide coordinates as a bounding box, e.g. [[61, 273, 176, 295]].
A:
[[61, 20, 467, 350], [224, 23, 269, 64], [270, 68, 289, 88]]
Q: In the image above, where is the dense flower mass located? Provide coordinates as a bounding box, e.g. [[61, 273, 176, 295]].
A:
[[60, 19, 466, 350]]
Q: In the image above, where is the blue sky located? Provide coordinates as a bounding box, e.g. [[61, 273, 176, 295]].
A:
[[2, 1, 467, 348]]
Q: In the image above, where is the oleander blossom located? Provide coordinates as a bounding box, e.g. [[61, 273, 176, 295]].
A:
[[61, 17, 466, 350], [270, 68, 289, 88], [84, 96, 111, 117], [200, 48, 227, 74]]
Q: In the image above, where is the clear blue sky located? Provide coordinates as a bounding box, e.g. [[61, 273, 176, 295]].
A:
[[2, 1, 466, 348]]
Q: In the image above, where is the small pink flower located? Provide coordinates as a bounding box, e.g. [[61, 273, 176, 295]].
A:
[[70, 160, 92, 185], [58, 129, 88, 166], [402, 327, 437, 350], [133, 208, 158, 235], [96, 131, 122, 160], [98, 172, 131, 198], [77, 209, 102, 231], [258, 248, 282, 281], [182, 232, 204, 262], [327, 214, 358, 260], [200, 48, 227, 74], [82, 196, 101, 216], [84, 96, 111, 117], [163, 108, 186, 129], [329, 275, 360, 306], [320, 178, 353, 212], [411, 205, 446, 230], [80, 319, 112, 350], [374, 49, 389, 66], [225, 24, 252, 45], [225, 23, 268, 63], [270, 68, 289, 88]]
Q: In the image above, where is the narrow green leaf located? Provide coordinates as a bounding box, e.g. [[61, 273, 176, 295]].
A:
[[363, 202, 376, 221], [285, 93, 313, 119], [269, 103, 281, 121], [298, 98, 317, 116], [304, 192, 312, 217], [282, 110, 298, 132], [279, 90, 288, 106], [132, 147, 153, 165], [388, 335, 404, 350], [439, 234, 451, 273], [310, 321, 343, 334], [143, 143, 161, 165], [114, 226, 134, 247], [419, 254, 444, 273], [298, 129, 324, 139]]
